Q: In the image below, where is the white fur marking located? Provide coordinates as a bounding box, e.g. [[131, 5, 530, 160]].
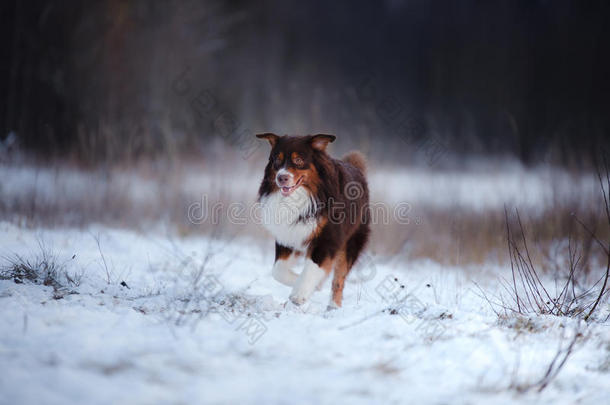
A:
[[260, 188, 318, 249], [272, 255, 299, 287], [316, 273, 329, 291], [275, 168, 293, 184], [289, 259, 327, 305]]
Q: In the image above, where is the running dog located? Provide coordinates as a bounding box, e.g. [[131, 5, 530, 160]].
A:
[[256, 133, 370, 308]]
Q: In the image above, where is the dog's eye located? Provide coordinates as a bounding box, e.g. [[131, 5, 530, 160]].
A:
[[293, 157, 304, 166], [274, 156, 283, 166]]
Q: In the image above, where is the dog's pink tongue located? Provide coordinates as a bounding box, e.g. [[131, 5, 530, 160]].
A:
[[282, 187, 290, 192]]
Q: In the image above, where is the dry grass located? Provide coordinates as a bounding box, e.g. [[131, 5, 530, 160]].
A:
[[0, 241, 82, 298], [472, 165, 610, 322], [371, 203, 609, 269]]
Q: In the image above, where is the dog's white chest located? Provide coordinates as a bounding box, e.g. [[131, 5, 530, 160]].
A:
[[259, 189, 318, 249]]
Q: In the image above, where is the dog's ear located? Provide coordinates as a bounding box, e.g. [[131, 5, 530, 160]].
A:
[[310, 134, 336, 151], [256, 133, 279, 147]]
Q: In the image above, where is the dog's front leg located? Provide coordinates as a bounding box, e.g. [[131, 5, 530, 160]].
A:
[[289, 258, 332, 305], [272, 256, 299, 286], [272, 243, 299, 286]]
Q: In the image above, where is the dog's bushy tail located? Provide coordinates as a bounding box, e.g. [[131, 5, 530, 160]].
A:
[[343, 151, 367, 175]]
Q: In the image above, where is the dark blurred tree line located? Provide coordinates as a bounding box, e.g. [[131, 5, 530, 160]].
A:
[[1, 0, 609, 166]]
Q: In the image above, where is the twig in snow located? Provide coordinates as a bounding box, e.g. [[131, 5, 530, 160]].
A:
[[93, 234, 112, 284]]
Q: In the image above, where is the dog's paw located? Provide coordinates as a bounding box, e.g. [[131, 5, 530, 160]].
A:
[[326, 300, 340, 311], [289, 293, 307, 306]]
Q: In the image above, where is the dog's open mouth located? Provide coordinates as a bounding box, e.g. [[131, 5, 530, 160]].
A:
[[280, 176, 304, 197]]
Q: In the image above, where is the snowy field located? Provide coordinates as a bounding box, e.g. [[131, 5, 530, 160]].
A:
[[1, 221, 609, 404]]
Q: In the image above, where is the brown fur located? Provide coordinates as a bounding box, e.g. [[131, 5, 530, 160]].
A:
[[331, 249, 348, 306], [343, 151, 367, 174]]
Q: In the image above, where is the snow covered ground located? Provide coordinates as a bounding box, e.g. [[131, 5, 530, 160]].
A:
[[1, 221, 609, 404]]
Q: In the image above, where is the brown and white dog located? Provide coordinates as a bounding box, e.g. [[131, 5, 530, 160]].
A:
[[256, 133, 370, 308]]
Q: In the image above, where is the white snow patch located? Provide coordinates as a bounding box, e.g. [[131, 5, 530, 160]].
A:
[[0, 222, 609, 404]]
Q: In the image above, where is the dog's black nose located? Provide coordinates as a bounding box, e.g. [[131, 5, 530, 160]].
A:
[[277, 174, 290, 186], [277, 174, 290, 185]]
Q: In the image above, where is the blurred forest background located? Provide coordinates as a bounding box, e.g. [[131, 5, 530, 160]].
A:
[[1, 0, 609, 167], [2, 0, 610, 267]]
